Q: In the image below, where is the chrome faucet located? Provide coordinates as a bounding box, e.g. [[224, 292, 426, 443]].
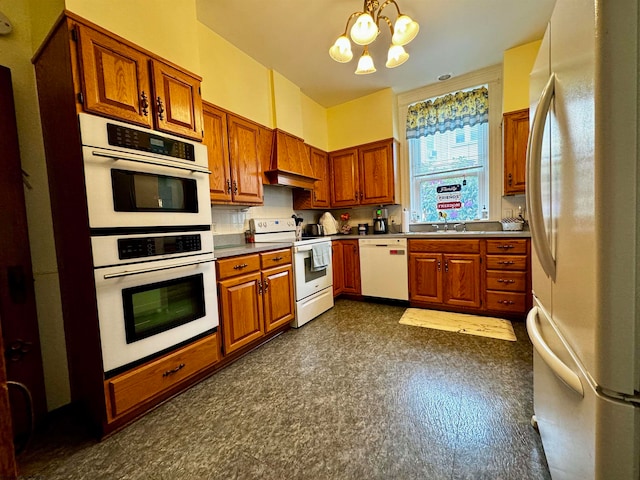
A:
[[454, 222, 467, 232]]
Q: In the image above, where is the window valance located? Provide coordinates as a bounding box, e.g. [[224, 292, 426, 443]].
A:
[[406, 86, 489, 139]]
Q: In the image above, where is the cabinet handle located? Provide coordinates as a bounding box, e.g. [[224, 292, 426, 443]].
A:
[[140, 91, 149, 116], [508, 173, 513, 186], [258, 280, 263, 294], [498, 260, 515, 265], [497, 244, 514, 249], [437, 260, 441, 272], [271, 256, 283, 261], [498, 300, 515, 305], [313, 191, 316, 201], [263, 279, 270, 292], [226, 179, 232, 194], [360, 192, 363, 200], [445, 261, 449, 273], [162, 363, 185, 377], [233, 180, 238, 194], [156, 96, 165, 121], [233, 263, 248, 270], [353, 245, 357, 253], [497, 278, 516, 284]]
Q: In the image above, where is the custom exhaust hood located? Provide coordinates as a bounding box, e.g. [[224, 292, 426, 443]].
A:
[[264, 128, 318, 190]]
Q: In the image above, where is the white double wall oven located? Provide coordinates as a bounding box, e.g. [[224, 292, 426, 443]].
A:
[[80, 113, 218, 375]]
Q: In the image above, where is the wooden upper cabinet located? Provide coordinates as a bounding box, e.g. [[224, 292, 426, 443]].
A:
[[202, 103, 231, 202], [227, 114, 264, 205], [72, 19, 203, 141], [359, 139, 395, 205], [329, 147, 359, 207], [151, 61, 203, 140], [503, 108, 529, 195], [75, 24, 152, 128]]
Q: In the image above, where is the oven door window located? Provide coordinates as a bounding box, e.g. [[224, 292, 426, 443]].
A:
[[304, 257, 327, 282], [111, 169, 198, 213], [122, 273, 205, 343]]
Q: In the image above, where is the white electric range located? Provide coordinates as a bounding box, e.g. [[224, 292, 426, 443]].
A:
[[250, 218, 334, 327]]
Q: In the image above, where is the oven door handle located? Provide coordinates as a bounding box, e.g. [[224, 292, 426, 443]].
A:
[[103, 258, 214, 279], [91, 151, 212, 175]]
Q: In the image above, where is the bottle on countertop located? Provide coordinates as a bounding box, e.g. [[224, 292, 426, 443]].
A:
[[481, 205, 488, 219]]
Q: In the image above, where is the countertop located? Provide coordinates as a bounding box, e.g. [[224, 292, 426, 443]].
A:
[[213, 231, 530, 258]]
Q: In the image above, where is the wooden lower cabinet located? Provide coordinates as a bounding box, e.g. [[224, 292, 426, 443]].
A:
[[217, 249, 294, 355], [409, 240, 481, 310], [332, 240, 361, 295], [485, 239, 531, 315], [105, 333, 219, 421]]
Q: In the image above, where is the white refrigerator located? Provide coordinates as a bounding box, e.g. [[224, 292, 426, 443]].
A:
[[525, 0, 640, 478]]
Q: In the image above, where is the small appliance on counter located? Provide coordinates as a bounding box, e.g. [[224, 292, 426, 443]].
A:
[[358, 223, 369, 235], [373, 208, 388, 234]]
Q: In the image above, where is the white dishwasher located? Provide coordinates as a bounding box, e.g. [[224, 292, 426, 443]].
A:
[[359, 237, 409, 300]]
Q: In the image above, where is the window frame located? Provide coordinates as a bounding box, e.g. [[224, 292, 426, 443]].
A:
[[397, 65, 503, 221]]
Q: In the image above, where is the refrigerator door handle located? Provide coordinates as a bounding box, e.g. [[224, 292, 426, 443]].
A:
[[526, 73, 556, 280], [527, 306, 584, 397]]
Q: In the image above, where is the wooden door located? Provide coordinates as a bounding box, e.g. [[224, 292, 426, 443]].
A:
[[0, 318, 17, 480], [262, 265, 294, 332], [503, 109, 529, 195], [408, 254, 443, 303], [341, 240, 361, 294], [75, 23, 152, 127], [151, 60, 203, 141], [310, 147, 330, 208], [443, 254, 481, 308], [0, 67, 47, 445], [332, 242, 344, 297], [359, 139, 395, 205], [329, 148, 359, 207], [202, 103, 232, 203], [228, 115, 264, 205], [219, 272, 264, 354]]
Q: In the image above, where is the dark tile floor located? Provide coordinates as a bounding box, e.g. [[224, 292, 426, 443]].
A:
[[17, 299, 550, 479]]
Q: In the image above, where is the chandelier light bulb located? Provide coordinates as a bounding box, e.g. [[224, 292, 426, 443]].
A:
[[329, 35, 353, 63], [392, 15, 419, 46], [355, 47, 376, 74], [350, 12, 378, 45], [386, 44, 409, 68]]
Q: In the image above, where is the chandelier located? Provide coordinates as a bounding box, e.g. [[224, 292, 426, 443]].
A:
[[329, 0, 420, 75]]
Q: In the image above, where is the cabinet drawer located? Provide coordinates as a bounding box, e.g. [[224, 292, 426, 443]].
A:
[[216, 254, 261, 280], [486, 291, 527, 313], [486, 270, 527, 292], [486, 239, 528, 254], [106, 334, 219, 419], [486, 255, 527, 271], [260, 248, 292, 269], [409, 239, 480, 254]]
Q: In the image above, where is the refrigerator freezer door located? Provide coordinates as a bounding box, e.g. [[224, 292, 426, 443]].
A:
[[529, 302, 640, 479]]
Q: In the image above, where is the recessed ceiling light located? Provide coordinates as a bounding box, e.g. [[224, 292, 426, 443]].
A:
[[438, 73, 452, 81]]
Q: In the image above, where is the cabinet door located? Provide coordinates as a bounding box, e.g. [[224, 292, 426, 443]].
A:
[[503, 109, 529, 195], [151, 60, 203, 141], [409, 253, 443, 303], [359, 139, 395, 205], [218, 272, 264, 354], [202, 104, 232, 203], [332, 242, 344, 296], [262, 265, 294, 332], [75, 24, 152, 128], [329, 148, 359, 207], [341, 240, 361, 294], [443, 254, 481, 308], [310, 147, 331, 208], [228, 115, 264, 205]]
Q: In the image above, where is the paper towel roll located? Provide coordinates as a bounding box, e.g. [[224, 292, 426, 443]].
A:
[[402, 208, 411, 233]]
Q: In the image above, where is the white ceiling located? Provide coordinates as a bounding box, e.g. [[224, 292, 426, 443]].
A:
[[196, 0, 556, 108]]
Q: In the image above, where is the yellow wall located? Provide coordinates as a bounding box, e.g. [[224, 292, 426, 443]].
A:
[[197, 22, 272, 127], [503, 40, 541, 112], [26, 0, 64, 51], [327, 88, 396, 151], [301, 93, 328, 151], [65, 0, 201, 74], [270, 70, 303, 137]]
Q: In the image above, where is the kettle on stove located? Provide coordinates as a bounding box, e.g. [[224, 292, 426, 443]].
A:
[[372, 208, 388, 234]]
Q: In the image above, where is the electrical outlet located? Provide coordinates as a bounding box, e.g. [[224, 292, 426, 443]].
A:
[[212, 222, 217, 233], [503, 209, 513, 218]]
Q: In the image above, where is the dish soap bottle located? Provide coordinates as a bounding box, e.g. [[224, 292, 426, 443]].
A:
[[481, 205, 488, 219]]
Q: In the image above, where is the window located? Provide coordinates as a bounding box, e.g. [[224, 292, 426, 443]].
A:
[[407, 85, 490, 223]]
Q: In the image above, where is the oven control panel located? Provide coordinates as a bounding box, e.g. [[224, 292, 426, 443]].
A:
[[107, 123, 195, 161], [118, 234, 202, 260]]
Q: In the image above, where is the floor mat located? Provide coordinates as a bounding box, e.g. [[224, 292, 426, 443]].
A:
[[399, 308, 517, 341]]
